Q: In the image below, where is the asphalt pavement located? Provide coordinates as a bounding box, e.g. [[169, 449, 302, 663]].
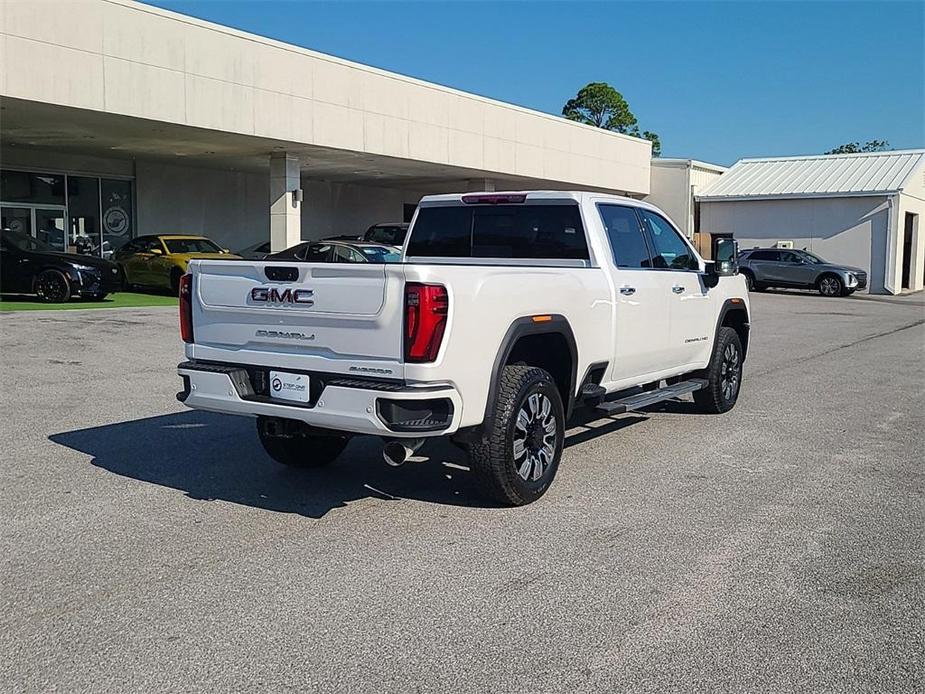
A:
[[1, 290, 923, 693]]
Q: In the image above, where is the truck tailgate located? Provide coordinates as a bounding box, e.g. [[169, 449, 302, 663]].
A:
[[188, 259, 406, 378]]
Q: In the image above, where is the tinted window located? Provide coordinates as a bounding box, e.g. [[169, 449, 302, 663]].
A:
[[639, 210, 697, 270], [406, 206, 471, 257], [406, 204, 588, 260], [302, 243, 333, 262], [365, 225, 407, 245], [164, 238, 222, 254], [749, 250, 779, 261], [598, 204, 652, 268], [779, 251, 801, 263]]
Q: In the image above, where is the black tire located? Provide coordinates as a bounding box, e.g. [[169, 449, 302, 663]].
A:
[[170, 268, 183, 296], [256, 417, 348, 467], [693, 326, 743, 415], [469, 365, 565, 506], [741, 270, 756, 292], [817, 274, 843, 297], [34, 269, 71, 303]]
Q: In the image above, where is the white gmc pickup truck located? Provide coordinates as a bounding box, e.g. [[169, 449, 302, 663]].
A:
[[177, 191, 749, 505]]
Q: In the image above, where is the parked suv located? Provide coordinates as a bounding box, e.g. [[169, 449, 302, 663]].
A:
[[176, 192, 749, 506], [738, 248, 867, 296]]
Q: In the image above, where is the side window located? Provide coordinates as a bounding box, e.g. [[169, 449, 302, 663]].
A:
[[780, 251, 800, 263], [639, 210, 697, 271], [141, 238, 162, 253], [598, 204, 652, 268], [332, 245, 357, 263], [751, 250, 779, 261], [303, 243, 332, 262]]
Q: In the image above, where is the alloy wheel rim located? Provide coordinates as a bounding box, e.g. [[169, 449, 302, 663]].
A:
[[720, 343, 740, 401], [513, 392, 557, 481], [37, 273, 67, 302], [821, 277, 838, 296]]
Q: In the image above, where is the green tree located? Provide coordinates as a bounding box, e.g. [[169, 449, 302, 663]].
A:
[[824, 140, 890, 155], [642, 131, 662, 158], [562, 82, 661, 156], [562, 82, 638, 132]]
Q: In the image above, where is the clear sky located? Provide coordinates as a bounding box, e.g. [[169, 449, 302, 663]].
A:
[[146, 0, 924, 165]]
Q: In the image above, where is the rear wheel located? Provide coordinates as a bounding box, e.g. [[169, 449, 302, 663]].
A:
[[693, 327, 743, 414], [470, 365, 565, 506], [818, 274, 843, 297], [256, 417, 348, 467], [34, 269, 71, 303]]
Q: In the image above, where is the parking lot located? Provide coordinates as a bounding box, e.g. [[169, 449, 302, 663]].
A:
[[1, 290, 923, 693]]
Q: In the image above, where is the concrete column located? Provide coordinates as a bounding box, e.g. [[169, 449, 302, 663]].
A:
[[466, 177, 496, 193], [270, 153, 301, 252]]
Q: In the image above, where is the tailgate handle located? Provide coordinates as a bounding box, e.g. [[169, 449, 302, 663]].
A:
[[265, 266, 298, 281]]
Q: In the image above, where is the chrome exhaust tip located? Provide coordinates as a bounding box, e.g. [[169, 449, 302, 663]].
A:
[[382, 438, 424, 467]]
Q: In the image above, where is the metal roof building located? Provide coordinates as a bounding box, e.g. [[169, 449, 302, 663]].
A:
[[697, 150, 925, 294]]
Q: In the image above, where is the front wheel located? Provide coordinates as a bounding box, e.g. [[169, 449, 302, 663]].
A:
[[256, 417, 348, 467], [818, 274, 843, 297], [693, 327, 743, 414], [469, 365, 565, 506], [34, 269, 71, 303]]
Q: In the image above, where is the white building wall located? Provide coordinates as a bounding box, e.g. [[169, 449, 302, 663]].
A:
[[646, 161, 725, 237], [300, 181, 420, 240], [0, 0, 651, 195], [895, 163, 925, 292], [135, 160, 422, 249], [646, 165, 691, 235], [701, 196, 892, 292], [135, 161, 268, 250]]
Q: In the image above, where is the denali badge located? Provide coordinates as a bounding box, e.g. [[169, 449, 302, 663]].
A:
[[256, 329, 315, 341], [349, 365, 394, 375], [251, 287, 314, 305]]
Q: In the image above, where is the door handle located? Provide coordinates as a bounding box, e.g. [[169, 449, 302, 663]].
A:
[[672, 286, 685, 294], [619, 286, 636, 296]]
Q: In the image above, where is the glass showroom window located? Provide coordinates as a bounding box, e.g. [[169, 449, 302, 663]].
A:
[[100, 179, 134, 253]]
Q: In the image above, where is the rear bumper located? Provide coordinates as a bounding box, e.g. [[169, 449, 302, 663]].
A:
[[177, 360, 461, 438]]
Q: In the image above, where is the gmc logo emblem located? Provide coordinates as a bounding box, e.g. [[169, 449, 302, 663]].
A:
[[251, 287, 314, 306]]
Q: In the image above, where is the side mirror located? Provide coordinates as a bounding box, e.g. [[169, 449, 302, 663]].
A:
[[714, 237, 739, 276], [150, 247, 163, 256], [703, 238, 738, 288]]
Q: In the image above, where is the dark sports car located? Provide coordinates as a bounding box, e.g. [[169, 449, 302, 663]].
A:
[[1, 228, 124, 302]]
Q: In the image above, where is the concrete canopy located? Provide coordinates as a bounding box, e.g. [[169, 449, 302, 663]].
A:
[[0, 0, 651, 196]]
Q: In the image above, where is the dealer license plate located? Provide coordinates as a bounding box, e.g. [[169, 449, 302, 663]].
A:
[[269, 370, 310, 403]]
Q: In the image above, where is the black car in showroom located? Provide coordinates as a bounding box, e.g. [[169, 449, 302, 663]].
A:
[[0, 228, 124, 302]]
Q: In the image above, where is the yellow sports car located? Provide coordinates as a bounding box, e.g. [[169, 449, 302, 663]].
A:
[[114, 234, 241, 293]]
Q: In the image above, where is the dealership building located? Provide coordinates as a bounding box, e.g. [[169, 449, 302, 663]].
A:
[[0, 0, 653, 257], [698, 151, 925, 294]]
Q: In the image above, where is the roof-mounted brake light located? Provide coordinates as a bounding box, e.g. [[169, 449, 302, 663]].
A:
[[461, 194, 527, 205]]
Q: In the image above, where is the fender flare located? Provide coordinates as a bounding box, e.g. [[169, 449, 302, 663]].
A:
[[482, 314, 579, 431], [714, 298, 750, 358]]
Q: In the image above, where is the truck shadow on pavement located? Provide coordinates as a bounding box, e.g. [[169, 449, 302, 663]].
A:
[[50, 408, 648, 518]]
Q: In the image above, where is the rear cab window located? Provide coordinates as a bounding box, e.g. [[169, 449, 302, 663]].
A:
[[406, 202, 589, 261]]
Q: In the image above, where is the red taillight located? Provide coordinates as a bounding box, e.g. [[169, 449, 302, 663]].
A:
[[461, 193, 526, 205], [179, 273, 194, 344], [404, 283, 448, 363]]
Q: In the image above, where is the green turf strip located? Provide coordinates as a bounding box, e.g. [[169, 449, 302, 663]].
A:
[[0, 292, 178, 311]]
